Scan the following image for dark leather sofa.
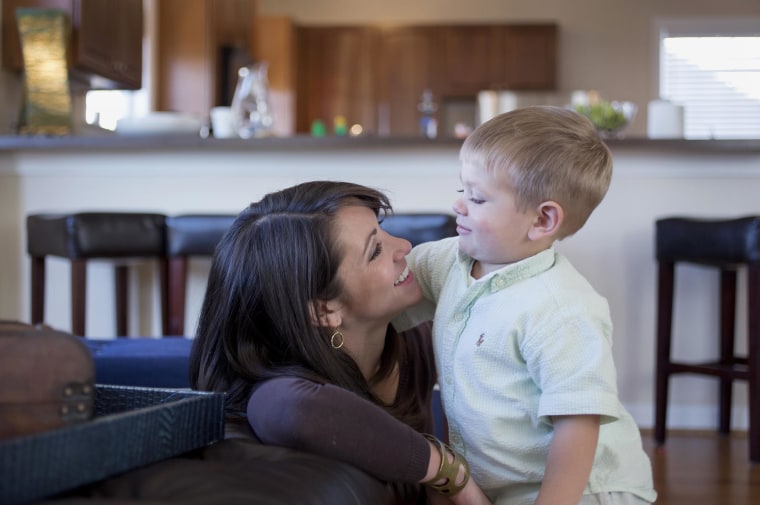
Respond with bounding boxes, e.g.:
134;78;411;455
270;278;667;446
44;436;403;505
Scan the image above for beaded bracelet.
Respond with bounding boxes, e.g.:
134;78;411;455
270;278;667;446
423;434;471;496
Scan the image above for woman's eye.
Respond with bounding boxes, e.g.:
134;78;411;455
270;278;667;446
370;242;383;261
470;197;485;204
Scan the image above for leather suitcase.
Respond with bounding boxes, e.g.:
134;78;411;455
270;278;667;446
0;321;95;440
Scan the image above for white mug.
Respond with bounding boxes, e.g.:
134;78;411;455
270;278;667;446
210;106;236;138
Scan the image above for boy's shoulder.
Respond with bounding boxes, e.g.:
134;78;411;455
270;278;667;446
409;236;459;260
541;253;609;310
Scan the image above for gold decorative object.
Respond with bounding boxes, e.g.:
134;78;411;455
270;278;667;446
15;8;72;135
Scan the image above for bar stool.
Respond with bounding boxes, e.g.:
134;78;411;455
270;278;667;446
380;213;457;246
27;212;168;337
654;216;760;462
165;214;237;336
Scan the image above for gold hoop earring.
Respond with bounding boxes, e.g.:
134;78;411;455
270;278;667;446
330;329;344;349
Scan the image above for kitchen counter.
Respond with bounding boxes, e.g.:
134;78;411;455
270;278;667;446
1;134;759;434
1;133;760;154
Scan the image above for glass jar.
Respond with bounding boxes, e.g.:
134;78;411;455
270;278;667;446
230;62;274;138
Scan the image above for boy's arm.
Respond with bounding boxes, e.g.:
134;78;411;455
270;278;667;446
393;240;442;331
535;414;600;505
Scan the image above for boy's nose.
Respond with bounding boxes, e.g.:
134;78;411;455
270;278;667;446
452;198;466;215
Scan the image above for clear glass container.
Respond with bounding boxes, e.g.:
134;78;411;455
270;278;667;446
230;62;274;138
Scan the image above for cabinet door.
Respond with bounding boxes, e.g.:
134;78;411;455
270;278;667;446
501;24;557;90
1;0;143;89
156;0;256;119
75;0;143;89
441;25;503;96
2;0;73;70
378;27;443;136
296;26;379;134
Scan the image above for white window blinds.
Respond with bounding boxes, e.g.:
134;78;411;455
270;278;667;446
658;19;760;139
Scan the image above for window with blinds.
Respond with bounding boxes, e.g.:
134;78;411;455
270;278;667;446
658;19;760;139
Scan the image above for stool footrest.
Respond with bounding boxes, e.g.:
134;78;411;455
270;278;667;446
666;361;749;380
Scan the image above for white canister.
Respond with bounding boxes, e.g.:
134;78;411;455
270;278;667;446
647;100;685;138
498;91;519;114
477;90;499;125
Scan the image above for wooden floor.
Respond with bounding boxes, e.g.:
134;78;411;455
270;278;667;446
640;430;759;505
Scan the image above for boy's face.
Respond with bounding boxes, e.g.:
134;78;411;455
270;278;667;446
453;162;540;275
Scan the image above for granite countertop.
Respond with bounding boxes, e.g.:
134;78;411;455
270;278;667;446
1;133;760;153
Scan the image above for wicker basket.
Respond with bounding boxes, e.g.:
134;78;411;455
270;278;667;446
0;385;225;505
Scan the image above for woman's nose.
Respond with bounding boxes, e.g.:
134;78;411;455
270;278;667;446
393;235;413;257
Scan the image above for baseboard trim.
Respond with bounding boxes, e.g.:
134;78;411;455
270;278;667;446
626;403;749;430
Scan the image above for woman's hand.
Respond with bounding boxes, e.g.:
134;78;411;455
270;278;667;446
422;438;492;505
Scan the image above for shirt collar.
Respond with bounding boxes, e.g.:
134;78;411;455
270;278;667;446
457;248;556;291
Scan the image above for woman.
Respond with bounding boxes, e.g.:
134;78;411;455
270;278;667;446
189;181;489;505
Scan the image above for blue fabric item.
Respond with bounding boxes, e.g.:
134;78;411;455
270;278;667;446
431;388;445;442
84;337;193;389
83;337;448;440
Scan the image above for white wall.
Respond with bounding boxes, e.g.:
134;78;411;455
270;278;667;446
258;0;760;136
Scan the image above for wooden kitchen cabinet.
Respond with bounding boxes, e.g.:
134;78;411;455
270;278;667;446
377;27;444;136
2;0;143;89
294;22;558;135
441;24;557;95
501;24;557;90
441;25;503;96
295;26;380;134
156;0;256;120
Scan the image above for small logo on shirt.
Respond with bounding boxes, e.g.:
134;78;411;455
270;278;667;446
476;333;485;346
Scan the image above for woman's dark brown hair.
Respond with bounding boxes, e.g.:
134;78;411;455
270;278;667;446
189;181;418;427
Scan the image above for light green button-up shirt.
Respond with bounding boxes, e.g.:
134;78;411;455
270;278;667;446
396;237;656;505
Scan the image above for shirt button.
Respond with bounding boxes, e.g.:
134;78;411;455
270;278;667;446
445;376;453;385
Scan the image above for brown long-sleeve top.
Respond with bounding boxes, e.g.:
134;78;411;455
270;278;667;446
246;324;437;484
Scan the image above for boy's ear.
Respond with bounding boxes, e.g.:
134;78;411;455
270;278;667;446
308;299;343;328
528;201;563;241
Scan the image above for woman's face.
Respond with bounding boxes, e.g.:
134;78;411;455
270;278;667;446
331;205;422;328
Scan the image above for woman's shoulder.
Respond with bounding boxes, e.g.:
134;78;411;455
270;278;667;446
249;376;325;411
247;376;349;444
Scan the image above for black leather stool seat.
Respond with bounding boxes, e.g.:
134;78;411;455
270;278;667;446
165;214;237;336
656;216;760;265
27;212;167;336
380;213;457;247
654;215;760;462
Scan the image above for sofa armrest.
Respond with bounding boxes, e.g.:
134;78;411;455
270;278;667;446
46;438;416;505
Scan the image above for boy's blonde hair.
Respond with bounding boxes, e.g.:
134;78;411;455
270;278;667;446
460;105;612;238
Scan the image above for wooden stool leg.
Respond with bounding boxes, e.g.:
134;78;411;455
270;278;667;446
748;265;760;463
167;257;188;336
719;268;737;434
158;256;170;337
655;261;675;445
71;259;87;336
30;256;45;324
114;265;129;336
